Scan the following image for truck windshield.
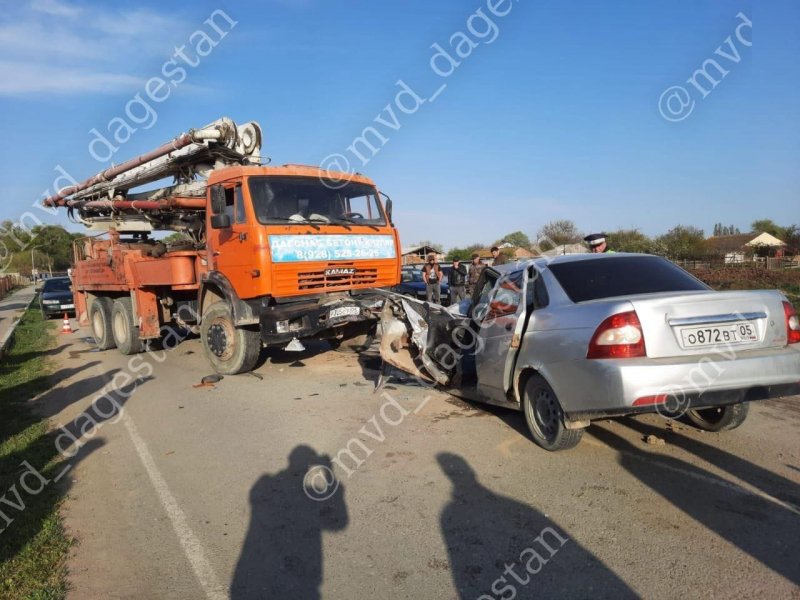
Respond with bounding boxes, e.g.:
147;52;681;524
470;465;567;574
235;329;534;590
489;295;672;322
249;176;386;226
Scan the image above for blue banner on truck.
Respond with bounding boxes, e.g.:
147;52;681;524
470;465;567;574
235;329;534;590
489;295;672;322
269;234;396;262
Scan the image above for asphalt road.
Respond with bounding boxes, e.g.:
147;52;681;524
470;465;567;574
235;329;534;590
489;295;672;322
34;324;800;599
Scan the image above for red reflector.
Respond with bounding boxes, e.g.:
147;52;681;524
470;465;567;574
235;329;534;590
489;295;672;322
633;395;668;407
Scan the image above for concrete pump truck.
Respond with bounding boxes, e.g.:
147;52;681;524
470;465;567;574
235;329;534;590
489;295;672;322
43;117;401;374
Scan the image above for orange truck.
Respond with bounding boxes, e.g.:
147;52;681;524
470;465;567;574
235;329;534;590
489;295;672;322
43;118;401;373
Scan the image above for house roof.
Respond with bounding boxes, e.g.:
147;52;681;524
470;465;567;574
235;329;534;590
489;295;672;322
746;232;786;247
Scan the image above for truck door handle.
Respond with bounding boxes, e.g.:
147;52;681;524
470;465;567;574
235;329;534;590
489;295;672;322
239;232;247;242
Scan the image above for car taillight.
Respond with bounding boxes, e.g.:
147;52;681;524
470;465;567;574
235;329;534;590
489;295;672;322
587;310;646;359
784;301;800;344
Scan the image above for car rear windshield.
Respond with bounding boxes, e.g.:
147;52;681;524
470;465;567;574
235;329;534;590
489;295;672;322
42;278;71;292
548;256;709;303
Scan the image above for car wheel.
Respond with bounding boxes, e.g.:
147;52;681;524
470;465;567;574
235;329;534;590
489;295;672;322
89;296;116;350
200;302;261;374
111;297;143;355
685;402;749;432
522;375;584;451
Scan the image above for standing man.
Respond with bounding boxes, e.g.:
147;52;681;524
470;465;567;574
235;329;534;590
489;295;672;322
583;233;614;253
448;258;467;305
467;252;485;295
422;253;442;304
490;246;508;266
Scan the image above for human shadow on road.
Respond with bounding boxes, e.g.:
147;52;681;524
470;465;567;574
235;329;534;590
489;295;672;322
437;452;636;599
622;417;800;507
592;425;800;586
231;445;348;600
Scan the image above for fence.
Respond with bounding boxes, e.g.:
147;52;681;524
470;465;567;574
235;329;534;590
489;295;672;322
0;274;28;298
674;256;799;271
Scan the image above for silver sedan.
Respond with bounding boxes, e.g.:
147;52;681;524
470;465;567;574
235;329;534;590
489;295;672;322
379;253;800;451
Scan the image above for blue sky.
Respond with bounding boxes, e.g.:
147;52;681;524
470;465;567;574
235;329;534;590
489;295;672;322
0;0;797;249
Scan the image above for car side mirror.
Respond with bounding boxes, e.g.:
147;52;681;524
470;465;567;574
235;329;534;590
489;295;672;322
210;213;231;229
210;185;226;214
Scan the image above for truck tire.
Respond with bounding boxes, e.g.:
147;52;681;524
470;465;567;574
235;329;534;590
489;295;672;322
200;302;261;375
89;297;116;350
686;402;749;432
522;375;584;451
111;297;143;355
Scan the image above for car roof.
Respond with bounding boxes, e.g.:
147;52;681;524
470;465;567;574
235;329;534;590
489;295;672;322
489;252;660;275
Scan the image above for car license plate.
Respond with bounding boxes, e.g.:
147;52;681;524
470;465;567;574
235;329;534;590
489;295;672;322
61;304;75;309
329;306;360;319
679;322;758;348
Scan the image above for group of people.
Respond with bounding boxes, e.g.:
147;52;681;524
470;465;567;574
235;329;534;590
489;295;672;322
420;233;612;306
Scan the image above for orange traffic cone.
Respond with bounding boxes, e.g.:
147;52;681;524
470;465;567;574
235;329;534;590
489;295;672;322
61;313;73;334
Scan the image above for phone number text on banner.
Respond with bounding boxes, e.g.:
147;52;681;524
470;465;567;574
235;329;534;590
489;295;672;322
269;235;397;262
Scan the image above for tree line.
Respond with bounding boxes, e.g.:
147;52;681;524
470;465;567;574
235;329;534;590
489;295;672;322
0;222;82;275
416;218;800;262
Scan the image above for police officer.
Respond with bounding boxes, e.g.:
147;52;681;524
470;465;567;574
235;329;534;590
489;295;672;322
584;233;614;253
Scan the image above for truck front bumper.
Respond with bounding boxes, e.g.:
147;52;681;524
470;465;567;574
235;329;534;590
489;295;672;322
257;294;383;346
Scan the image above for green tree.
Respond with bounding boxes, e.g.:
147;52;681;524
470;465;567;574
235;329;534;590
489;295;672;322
750;219;785;239
656;225;706;260
605;229;662;254
536;220;583;250
497;231;531;249
445;243;483;262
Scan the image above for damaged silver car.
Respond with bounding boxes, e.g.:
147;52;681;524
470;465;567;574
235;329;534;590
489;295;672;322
379;253;800;451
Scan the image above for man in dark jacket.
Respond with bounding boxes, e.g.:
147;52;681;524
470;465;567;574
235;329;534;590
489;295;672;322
491;246;508;266
467;253;485;295
448;258;467;305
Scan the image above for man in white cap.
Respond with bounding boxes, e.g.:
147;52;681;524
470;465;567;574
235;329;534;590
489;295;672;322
584;233;613;253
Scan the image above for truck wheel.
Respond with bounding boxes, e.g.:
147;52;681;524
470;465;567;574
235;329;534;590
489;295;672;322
686;402;749;432
200;302;261;375
522;375;584;451
89;297;116;350
111;297;143;355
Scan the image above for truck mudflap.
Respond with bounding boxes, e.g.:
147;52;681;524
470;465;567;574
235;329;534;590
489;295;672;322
378;292;463;386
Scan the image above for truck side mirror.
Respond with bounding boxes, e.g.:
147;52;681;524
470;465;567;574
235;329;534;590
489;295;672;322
210;213;231;229
381;193;392;223
210;185;226;214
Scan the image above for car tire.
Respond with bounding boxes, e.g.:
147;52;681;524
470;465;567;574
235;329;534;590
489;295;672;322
111;297;143;355
685;402;750;432
522;375;584;451
89;296;116;350
200;301;261;375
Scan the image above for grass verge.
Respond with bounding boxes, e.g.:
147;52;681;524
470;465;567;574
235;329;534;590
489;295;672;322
0;306;72;600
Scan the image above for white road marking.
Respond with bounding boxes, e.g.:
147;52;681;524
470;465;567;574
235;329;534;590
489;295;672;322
122;415;228;600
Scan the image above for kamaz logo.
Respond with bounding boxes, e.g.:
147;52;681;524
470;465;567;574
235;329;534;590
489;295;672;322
325;268;356;276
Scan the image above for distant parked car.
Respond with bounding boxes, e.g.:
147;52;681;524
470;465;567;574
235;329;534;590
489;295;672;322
39;276;75;319
393;266;451;305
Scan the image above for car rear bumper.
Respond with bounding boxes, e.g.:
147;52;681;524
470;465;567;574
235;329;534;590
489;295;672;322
539;346;800;420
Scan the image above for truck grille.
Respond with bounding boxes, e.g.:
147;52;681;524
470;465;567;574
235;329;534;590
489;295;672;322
297;266;379;291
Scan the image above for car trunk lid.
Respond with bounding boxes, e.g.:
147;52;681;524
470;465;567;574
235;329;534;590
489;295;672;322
628;290;789;358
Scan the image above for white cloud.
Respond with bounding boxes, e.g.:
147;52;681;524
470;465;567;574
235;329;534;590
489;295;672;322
30;0;80;17
0;1;184;96
0;61;142;95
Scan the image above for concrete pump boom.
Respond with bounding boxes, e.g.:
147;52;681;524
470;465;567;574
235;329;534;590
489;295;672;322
42;117;262;232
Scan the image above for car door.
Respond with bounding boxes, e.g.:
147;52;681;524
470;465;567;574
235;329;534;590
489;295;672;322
475;267;530;401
